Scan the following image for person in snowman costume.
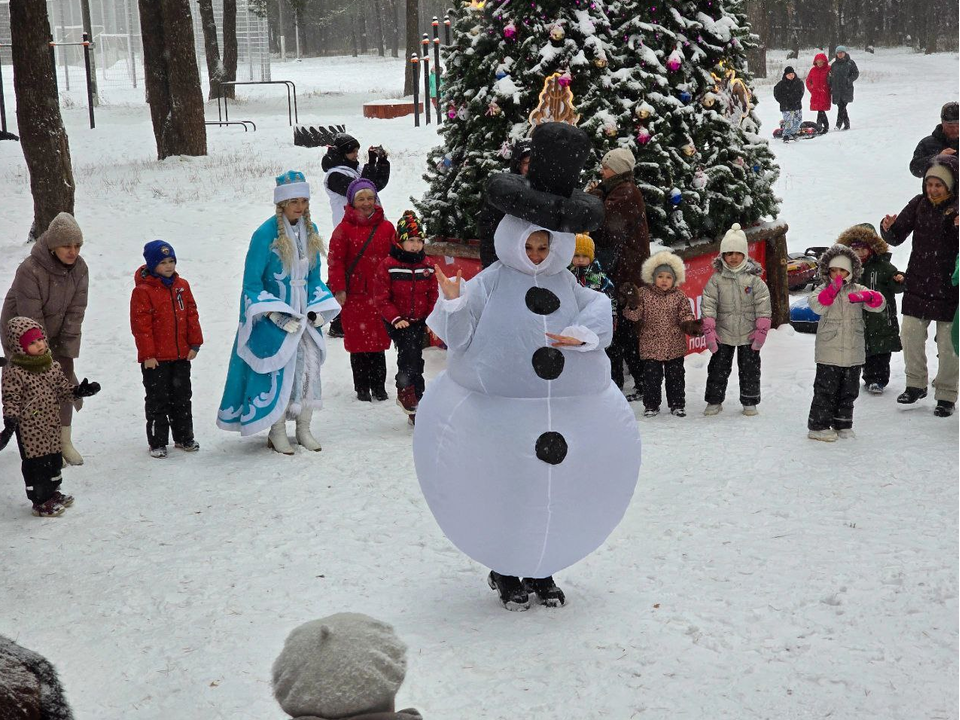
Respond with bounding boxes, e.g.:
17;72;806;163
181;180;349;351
217;171;342;453
413;123;642;611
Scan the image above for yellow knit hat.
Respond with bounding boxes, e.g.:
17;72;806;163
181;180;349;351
574;233;595;261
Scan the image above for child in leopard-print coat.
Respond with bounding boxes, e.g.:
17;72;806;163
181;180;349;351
622;251;702;417
1;317;100;517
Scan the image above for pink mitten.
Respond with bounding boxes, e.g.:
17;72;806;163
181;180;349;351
817;275;843;306
849;290;883;308
748;317;772;351
702;316;719;353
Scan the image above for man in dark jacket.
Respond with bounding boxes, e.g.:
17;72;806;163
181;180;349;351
477;139;532;268
828;46;859;130
773;66;805;142
588;147;651;397
880;154;959;417
910;101;959;178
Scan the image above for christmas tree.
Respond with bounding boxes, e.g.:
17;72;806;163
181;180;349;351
418;0;779;246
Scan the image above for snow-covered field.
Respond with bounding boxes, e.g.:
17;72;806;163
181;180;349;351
0;47;957;719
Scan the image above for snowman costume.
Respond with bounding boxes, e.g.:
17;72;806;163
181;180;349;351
413;123;642;582
217;172;341;448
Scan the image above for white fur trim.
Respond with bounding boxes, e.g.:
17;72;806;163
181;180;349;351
274;182;311;204
641;250;686;286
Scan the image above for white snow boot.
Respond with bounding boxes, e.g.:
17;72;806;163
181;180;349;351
807;429;838;442
60;426;84;466
295;409;322;452
267;418;295;455
741;405;758;416
703;403;723;416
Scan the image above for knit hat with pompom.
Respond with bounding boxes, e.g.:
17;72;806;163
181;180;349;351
396;210;425;243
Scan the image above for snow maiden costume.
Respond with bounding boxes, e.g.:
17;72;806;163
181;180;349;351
413;123;642;610
217;171;341;453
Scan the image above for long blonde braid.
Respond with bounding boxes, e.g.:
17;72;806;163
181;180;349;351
273;202;327;270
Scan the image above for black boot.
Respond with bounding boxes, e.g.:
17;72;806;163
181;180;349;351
487;571;529;611
356;388;372;402
523;576;566;608
934;400;956;417
372;387;389;402
896;387;927;404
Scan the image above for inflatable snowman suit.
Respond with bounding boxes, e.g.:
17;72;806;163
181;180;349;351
413;123;642;579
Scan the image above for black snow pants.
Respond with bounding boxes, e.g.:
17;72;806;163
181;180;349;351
862;352;891;388
609;319;644;392
816;110;830;134
836;101;850;129
350;352;387;394
808;363;862;431
142;359;194;449
16;432;62;504
386;322;426;398
641;357;686;411
705;343;762;407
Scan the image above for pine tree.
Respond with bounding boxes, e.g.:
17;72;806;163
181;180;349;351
418;0;779;246
417;0;619;241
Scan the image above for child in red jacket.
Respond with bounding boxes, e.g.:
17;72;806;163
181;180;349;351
130;240;203;457
805;52;831;135
374;211;438;421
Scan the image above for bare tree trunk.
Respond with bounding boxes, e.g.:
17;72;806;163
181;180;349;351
404;0;419;94
388;0;400;57
359;10;368;55
351;13;359;57
196;0;223;100
10;0;75;241
139;0;207;160
222;0;238;98
373;0;385;57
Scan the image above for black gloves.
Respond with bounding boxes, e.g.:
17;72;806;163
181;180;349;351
0;417;17;451
73;378;101;398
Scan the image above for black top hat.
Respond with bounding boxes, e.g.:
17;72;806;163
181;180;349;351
487;123;604;233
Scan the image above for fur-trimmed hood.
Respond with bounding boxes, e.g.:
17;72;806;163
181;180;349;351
711;256;764;276
836;224;888;255
818;243;863;283
641;250;686;286
5;315;44;351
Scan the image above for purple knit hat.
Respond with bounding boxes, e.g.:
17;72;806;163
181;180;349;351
346;178;378;206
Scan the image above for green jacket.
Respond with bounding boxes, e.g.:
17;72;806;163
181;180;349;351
859;252;904;356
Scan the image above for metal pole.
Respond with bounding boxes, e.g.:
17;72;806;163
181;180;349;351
80;0;99;105
124;0;136;89
294;11;301;60
82;35;95;128
0;46;7;133
411;54;420;128
278;0;286;61
444;15;451;45
422;55;431;125
432;20;441;122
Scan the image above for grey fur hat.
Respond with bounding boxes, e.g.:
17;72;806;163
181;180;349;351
272;613;408;719
818;243;863;283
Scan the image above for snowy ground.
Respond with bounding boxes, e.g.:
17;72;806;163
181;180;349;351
0;48;957;720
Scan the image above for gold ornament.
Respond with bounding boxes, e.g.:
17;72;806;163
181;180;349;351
528;72;580;126
603;123;617;137
594;57;608;68
636;107;650;119
682;144;696;157
702;94;716;108
549;25;565;41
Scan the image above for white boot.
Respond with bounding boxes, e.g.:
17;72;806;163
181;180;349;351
60;426;84;466
703;403;723;416
267;418;295;455
295;409;322;452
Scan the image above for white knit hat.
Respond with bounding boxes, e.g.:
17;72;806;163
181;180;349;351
925;162;955;193
272;613;407;719
719;223;748;255
601;148;636;176
828;253;853;275
274;170;311;204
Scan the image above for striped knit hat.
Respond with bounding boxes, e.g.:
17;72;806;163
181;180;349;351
396;210;425;243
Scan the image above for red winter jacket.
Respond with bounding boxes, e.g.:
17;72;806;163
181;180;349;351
327;205;396;353
805;54;831;111
130;266;203;363
374;245;439;325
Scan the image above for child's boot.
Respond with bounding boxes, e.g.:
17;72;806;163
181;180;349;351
704;403;723;416
267;418;295;455
295;409;322;452
60;426;84;466
837;428;856;439
32;496;66;517
742;405;758;416
397;385;418;415
808;428;838;442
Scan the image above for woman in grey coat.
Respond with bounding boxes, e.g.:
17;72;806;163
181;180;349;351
1;212;89;464
828;46;859;131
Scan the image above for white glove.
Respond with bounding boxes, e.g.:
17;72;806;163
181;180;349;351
269;312;301;334
307;311;326;328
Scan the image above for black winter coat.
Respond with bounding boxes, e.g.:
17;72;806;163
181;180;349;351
320;148;390;197
860;253;904;355
773;72;804;112
881;155;959;321
828;56;859;103
910;125;959;178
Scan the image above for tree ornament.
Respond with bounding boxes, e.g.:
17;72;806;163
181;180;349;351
469;25;481;36
735;156;746;167
669;188;682;206
495;69;508;80
549;24;565;42
447;106;458;120
594;57;608;68
603;121;617;137
692;169;708;190
701;93;718;108
529;72;580;126
666;48;683;72
457;106;470;121
486;100;502;116
636;127;652;145
557;72;572;87
503;21;516;39
682;143;696;157
635;101;654;119
679;90;692;103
